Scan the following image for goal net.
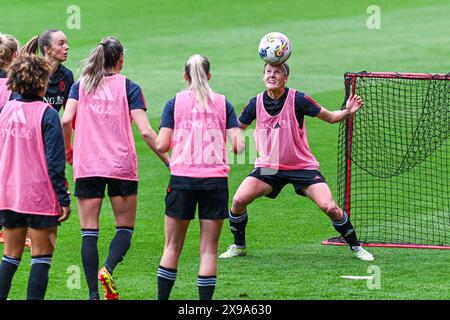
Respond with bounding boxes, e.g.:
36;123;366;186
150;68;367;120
323;72;450;249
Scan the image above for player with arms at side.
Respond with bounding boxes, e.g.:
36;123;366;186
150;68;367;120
0;54;71;300
62;37;169;300
220;63;374;261
156;54;244;300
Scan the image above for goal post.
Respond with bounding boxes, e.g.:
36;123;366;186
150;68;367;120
323;71;450;249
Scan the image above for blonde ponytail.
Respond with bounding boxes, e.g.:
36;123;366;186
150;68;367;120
184;54;213;109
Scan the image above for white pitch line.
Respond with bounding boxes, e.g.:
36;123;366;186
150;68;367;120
340;276;374;280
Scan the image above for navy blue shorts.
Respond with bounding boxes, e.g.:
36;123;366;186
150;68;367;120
0;210;60;228
165;188;229;220
248;167;327;199
74;177;138;198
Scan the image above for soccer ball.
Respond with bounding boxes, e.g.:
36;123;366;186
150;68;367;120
258;32;292;65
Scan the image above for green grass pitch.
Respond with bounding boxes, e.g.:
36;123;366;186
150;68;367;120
1;0;449;300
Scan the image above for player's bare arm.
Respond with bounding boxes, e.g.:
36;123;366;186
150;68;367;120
316;95;363;124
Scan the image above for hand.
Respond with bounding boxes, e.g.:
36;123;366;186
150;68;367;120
65;148;73;165
59;206;71;222
345;95;363;115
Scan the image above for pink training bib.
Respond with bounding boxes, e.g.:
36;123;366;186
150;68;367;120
0;100;60;216
170;90;229;178
73;74;138;181
254;88;319;170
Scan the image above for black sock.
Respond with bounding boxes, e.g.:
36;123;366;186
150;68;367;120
81;229;99;298
157;265;177;300
332;211;360;249
104;227;134;274
27;255;52;300
198;275;216;300
228;210;248;246
0;255;21;300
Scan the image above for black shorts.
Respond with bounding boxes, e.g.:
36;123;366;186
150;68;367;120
249;167;327;199
0;210;60;228
74;177;138;198
165;188;229;220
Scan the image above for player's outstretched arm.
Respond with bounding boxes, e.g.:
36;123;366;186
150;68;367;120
316;95;363;124
131;109;170;166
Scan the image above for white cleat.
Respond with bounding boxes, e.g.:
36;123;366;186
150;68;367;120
352;246;374;261
219;244;247;259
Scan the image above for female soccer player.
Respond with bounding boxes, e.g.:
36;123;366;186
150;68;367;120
62;37;169;300
22;29;74;112
0;33;20;245
0;54;71;300
156;54;244;300
219;62;374;261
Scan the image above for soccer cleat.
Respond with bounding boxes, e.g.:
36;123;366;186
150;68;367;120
98;266;119;300
219;244;247;259
352;246;374;261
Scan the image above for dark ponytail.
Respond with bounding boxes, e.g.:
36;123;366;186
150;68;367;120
80;37;123;94
21;30;59;56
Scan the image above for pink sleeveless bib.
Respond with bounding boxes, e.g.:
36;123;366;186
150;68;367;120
170;90;229;178
254;88;319;170
73;74;138;180
0;100;60;216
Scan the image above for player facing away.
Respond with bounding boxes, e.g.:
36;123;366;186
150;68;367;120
0;33;20;245
21;30;74;112
156;54;245;300
62;37;170;300
0;54;71;300
219;63;374;261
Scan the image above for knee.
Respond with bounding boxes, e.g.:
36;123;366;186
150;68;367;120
232;195;249;211
319;201;340;217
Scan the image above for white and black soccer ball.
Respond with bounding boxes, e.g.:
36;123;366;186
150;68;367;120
258;32;292;65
